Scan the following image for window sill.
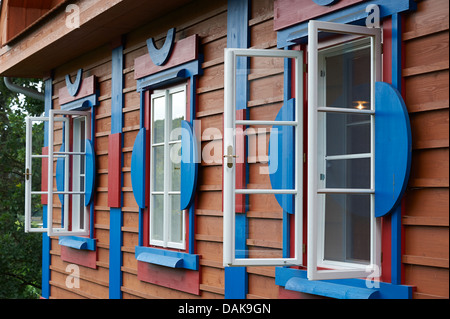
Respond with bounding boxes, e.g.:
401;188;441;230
135;246;199;271
275;267;413;299
58;236;96;251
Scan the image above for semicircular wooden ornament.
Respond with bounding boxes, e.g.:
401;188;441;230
146;28;176;66
65;68;83;97
375;82;412;217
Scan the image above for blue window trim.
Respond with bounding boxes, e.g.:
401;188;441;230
136;59;202;92
60;93;98;111
135;246;199;271
134;51;203;268
274;0;416;297
54;94;98;248
276;268;413;299
276;0;417;49
59;236;97;251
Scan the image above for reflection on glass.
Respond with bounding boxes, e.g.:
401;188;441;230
323;194;370;264
326;113;371;156
322;37;371;110
170;144;181;192
153;96;165;144
325;158;371;189
170;91;185;141
151;195;164;241
152;146;164;192
169;195;182;244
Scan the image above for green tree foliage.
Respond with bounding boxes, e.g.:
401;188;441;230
0;78;44;298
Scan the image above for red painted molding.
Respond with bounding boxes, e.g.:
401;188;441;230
59;75;97;105
134;34;199;80
137;261;200;295
60;246;97;269
108;133;122;208
41;146;49;205
273;0;364;31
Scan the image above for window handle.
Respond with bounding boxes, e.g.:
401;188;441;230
24;168;31;181
223;145;238;168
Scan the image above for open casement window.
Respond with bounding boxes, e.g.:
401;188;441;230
307;21;382;280
149;85;187;250
223;48;303;267
25;109;94;237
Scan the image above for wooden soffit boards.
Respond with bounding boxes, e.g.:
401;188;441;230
0;0;192;77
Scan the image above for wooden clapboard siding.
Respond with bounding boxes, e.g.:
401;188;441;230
48;43;113;299
239;0;283;300
117;0;228;299
402;0;449;299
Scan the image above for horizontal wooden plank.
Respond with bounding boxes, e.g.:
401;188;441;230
405;70;449;110
403;216;449;227
410;108;449;150
402;255;449;269
403;60;449;77
404;264;449;298
404;31;449;70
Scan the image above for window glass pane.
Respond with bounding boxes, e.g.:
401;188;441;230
152;146;164;192
323;194;371;264
151;195;164;241
30;194;44;230
325;113;371;156
325;158;371;189
169;195;183;244
170;91;185;141
235;193;285;260
321;38;371;109
170;144;181;192
152;96;165;144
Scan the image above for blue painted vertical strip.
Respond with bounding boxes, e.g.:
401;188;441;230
109;45;124;299
90;104;95;237
391;13;402;286
41;77;52;299
188;75;196;255
225;0;249;300
138;92;145;248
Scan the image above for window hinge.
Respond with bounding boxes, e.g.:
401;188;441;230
303;153;306;163
320;70;326;77
303;63;308;73
302;243;306;254
381;42;384;54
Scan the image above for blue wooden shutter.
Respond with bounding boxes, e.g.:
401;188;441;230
180;120;199;210
374;81;412;217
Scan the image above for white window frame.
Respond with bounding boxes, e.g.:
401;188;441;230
307;20;382;280
223;48;303;267
149;84;187;250
47;109;91;237
71;116;87;232
24;116;66;233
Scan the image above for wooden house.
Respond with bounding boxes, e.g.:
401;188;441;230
0;0;448;300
